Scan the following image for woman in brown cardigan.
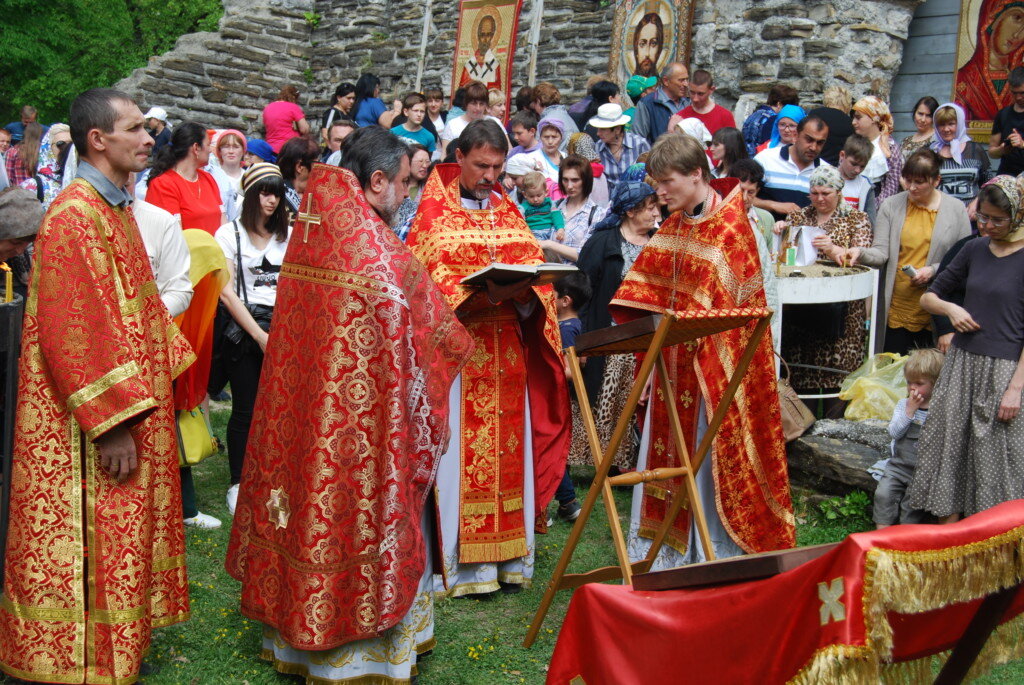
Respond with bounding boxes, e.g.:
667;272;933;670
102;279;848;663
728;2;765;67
848;148;972;354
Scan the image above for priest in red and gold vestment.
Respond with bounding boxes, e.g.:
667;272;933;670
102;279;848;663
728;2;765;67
226;127;473;683
405;119;571;597
610;133;794;568
0;90;194;684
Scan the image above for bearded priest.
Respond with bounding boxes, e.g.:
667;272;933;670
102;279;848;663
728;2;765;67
405;119;571;597
226;126;473;683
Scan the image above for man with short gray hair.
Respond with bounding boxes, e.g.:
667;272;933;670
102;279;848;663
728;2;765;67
632;61;691;145
227;124;473;684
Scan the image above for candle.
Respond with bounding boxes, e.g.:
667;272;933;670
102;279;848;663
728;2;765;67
1;263;11;303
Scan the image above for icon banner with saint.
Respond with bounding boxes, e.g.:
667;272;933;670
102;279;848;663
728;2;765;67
608;0;697;87
451;0;524;111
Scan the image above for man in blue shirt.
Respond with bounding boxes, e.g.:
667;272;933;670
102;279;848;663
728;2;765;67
631;62;690;146
4;105;46;143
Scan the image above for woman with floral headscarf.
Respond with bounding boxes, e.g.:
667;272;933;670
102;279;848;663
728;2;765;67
567;132;609;206
852;96;904;209
910;174;1024;522
778;165;873;394
571;178;660;469
931;103;993;215
18;124;71;209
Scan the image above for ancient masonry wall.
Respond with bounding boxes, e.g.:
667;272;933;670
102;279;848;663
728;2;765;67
116;0;923;135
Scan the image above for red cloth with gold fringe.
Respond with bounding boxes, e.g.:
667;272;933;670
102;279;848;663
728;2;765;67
406;163;570;564
610;178;795;555
548;501;1024;684
225;164;473;650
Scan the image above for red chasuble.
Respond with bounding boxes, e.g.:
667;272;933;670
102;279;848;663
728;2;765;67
225;165;473;651
406;163;570;564
0;180;195;684
610;178;795;555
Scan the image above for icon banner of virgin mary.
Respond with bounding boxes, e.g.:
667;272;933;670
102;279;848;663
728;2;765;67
954;0;1024;137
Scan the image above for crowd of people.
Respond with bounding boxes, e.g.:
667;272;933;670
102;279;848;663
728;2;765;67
1;57;1023;685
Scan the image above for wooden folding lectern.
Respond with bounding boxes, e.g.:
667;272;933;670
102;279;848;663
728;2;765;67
524;307;771;647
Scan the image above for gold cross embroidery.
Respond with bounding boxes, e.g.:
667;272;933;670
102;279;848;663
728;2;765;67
266;488;291;530
296;194;321;243
818;577;846;625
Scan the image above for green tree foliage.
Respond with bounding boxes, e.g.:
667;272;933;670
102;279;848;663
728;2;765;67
0;0;222;124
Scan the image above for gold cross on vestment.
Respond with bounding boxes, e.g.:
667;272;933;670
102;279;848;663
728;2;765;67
266;487;291;530
818;577;846;625
296;194;321;243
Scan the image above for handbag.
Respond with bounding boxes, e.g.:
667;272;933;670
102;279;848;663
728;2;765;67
176;405;219;467
219;220;273;346
777;355;815;443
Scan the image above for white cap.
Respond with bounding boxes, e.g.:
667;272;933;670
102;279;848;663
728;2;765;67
143;107;169;123
588;103;631;129
676;117;712;145
506;153;540;176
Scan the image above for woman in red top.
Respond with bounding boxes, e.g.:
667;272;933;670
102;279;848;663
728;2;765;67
145;123;225;235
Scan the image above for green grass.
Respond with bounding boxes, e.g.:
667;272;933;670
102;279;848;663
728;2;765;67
4;404;1023;683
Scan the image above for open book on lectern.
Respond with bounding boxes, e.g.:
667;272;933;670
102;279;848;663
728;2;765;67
460;262;577;287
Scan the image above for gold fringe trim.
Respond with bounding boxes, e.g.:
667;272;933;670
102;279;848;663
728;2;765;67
457;538;528;564
788;613;1024;684
789;525;1024;684
502;497;523;513
864;527;1024;657
461;502;495;515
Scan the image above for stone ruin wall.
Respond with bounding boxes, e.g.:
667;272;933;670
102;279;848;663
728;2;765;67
116;0;924;135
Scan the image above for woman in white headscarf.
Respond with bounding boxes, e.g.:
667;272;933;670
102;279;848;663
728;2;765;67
931;102;993;218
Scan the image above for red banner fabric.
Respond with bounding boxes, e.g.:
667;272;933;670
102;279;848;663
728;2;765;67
548;501;1024;684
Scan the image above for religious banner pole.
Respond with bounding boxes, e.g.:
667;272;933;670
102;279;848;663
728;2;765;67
527;0;543;86
414;0;434;92
0;292;25;579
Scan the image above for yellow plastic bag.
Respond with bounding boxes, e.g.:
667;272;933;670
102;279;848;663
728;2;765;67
838;353;908;421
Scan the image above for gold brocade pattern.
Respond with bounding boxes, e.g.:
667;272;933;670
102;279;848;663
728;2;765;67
225;166;472;653
406;164;571;563
0;180;194;684
610;179;795;556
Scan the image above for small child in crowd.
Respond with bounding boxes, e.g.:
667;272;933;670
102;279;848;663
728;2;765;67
519;171;564;241
837;134;877;225
508;110;540;157
873;348;944;528
390;92;436;155
545;271;592;530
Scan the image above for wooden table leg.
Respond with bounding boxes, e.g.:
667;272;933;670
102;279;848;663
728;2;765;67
933;584;1021;684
